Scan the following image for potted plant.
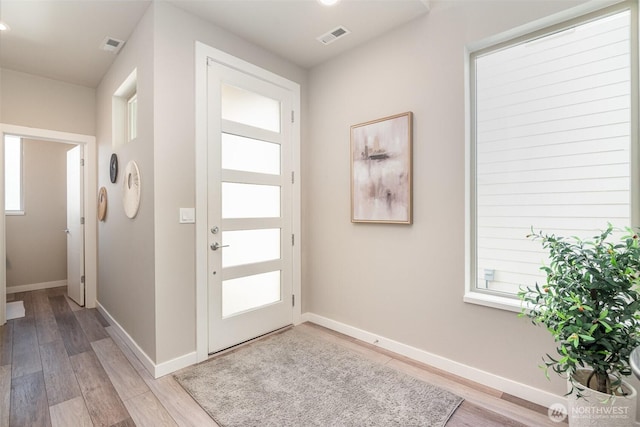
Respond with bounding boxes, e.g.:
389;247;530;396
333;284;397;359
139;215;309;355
519;225;640;426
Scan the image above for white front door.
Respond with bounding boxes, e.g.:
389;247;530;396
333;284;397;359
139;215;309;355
207;61;294;353
66;145;84;306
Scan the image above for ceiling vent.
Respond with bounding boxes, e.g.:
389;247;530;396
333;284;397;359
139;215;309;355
317;26;351;45
100;36;125;54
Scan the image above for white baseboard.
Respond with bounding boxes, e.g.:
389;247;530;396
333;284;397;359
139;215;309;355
97;302;156;375
301;312;566;410
6;280;67;294
155;351;198;378
97;302;198;379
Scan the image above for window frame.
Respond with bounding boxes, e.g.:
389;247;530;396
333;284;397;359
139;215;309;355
465;1;639;312
127;92;138;142
112;69;137;148
4;135;24;216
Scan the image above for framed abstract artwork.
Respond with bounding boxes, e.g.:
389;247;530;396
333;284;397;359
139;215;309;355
351;112;413;224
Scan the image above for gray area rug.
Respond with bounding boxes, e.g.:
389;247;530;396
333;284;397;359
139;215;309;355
174;327;463;426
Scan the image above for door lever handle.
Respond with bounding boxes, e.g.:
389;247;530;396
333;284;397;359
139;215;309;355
210;242;229;251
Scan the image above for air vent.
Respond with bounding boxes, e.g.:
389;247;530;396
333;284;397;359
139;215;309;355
317;26;351;45
100;36;125;54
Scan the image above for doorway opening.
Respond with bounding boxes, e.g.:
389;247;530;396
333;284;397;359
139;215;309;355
0;124;97;325
4;137;85;307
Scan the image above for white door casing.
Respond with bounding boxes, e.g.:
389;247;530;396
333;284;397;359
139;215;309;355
66;145;85;306
195;43;302;360
0;124;97;325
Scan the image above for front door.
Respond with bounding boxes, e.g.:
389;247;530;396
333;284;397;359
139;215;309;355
66;145;84;306
207;61;294;353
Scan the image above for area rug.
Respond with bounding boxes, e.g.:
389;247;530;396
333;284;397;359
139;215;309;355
174;327;463;426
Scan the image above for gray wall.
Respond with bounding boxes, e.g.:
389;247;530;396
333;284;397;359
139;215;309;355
6;139;69;288
95;5;156;361
305;0;593;399
0;69;95;135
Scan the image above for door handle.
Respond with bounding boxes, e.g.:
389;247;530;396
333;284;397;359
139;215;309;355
64;229;70;234
210;242;229;251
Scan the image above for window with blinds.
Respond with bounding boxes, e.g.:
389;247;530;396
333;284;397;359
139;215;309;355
472;8;632;296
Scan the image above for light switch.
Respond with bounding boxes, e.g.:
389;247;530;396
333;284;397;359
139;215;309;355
179;208;195;224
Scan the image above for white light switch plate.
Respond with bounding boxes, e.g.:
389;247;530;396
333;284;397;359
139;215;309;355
179;208;195;224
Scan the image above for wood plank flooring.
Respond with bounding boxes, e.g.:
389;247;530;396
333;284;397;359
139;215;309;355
0;288;214;427
0;288;558;426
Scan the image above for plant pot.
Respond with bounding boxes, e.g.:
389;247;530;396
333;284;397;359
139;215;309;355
567;370;637;426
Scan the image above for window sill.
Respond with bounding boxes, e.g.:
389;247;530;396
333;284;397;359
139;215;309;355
5;211;25;216
463;291;524;313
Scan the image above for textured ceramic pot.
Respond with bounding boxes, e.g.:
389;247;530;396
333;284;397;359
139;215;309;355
567;370;637;426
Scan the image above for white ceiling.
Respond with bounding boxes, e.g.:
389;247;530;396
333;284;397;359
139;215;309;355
0;0;430;88
0;0;151;88
167;0;430;69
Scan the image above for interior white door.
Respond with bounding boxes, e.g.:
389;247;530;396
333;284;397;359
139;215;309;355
207;61;294;353
66;145;84;306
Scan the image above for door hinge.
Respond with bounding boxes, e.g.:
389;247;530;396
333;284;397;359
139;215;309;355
80;217;85;225
292;294;295;307
80;275;85;284
291;171;295;184
291;111;295;123
206;57;214;66
80;158;85;166
292;234;295;246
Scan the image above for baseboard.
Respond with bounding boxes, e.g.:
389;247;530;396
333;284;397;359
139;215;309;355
96;302;157;376
6;280;67;294
97;302;198;379
301;312;566;410
155;351;198;378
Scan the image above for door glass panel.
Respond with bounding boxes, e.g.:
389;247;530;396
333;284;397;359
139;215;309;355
222;84;280;133
222;271;281;317
222;183;280;218
222;133;280;175
222;229;280;267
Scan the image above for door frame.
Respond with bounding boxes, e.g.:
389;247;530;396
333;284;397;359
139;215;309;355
195;42;302;362
0;124;97;325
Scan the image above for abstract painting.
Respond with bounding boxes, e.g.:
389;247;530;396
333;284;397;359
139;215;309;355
351;112;413;224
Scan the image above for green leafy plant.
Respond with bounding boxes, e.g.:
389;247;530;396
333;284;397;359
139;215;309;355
519;225;640;397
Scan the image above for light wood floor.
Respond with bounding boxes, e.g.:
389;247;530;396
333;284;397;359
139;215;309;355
0;288;559;426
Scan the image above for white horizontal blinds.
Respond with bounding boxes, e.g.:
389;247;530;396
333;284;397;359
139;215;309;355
475;10;631;295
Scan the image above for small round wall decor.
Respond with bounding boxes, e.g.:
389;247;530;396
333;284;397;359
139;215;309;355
110;153;118;183
122;160;141;219
98;187;108;221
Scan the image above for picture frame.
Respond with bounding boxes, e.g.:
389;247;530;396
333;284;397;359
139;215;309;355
351;112;413;224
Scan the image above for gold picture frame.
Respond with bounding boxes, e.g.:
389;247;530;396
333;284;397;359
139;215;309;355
351;112;413;224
